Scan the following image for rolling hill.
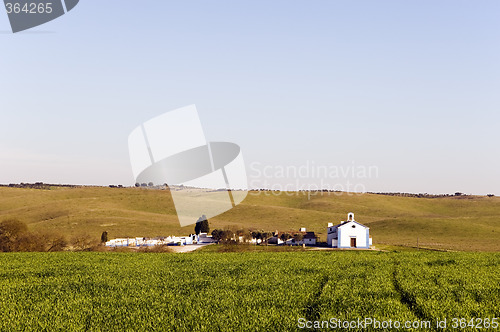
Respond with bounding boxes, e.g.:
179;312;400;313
0;186;498;251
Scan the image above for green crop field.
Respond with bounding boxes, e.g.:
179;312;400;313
0;186;499;251
0;251;498;331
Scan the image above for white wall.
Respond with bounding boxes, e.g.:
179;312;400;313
327;227;338;247
303;238;316;245
339;221;369;248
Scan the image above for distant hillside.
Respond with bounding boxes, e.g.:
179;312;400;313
0;186;498;251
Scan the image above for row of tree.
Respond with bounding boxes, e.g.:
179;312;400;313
0;219;103;252
209;229;305;245
367;191;486;198
250;231;304;244
194;216;307;245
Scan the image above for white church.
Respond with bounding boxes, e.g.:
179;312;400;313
327;212;372;249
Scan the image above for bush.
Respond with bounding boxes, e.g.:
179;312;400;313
14;233;45;252
45;233;67;252
0;219;67;252
0;219;29;252
71;234;97;251
15;232;67;252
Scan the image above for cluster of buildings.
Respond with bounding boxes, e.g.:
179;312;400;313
268;229;318;246
268;212;372;248
105;233;214;247
105;212;372;249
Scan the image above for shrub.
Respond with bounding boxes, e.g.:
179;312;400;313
71;234;96;251
0;219;29;252
0;219;67;252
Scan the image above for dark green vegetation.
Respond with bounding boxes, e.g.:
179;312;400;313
194;215;210;235
0;186;499;251
0;251;498;331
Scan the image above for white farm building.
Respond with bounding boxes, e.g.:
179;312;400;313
327;213;372;249
105;233;214;247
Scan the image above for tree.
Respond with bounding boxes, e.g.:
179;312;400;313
280;233;292;245
200;219;209;233
261;232;272;245
15;232;66;252
0;218;28;237
194;215;209;235
242;231;253;243
235;229;251;243
222;230;234;242
101;231;108;243
251;231;261;245
14;233;44;252
211;229;234;244
293;233;304;244
211;229;223;243
46;234;67;252
0;219;68;252
0;219;28;252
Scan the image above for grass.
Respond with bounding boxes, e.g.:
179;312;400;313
199;243;309;253
0;186;499;251
0;251;498;331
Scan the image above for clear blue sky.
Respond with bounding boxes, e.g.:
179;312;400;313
1;1;499;194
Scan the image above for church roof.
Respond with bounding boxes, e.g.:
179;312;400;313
329;220;369;230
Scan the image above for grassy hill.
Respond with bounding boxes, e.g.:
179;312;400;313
0;186;498;251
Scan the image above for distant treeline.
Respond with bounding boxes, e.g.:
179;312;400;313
1;183;495;198
368;192;495;198
1;183;125;189
0;182;79;190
